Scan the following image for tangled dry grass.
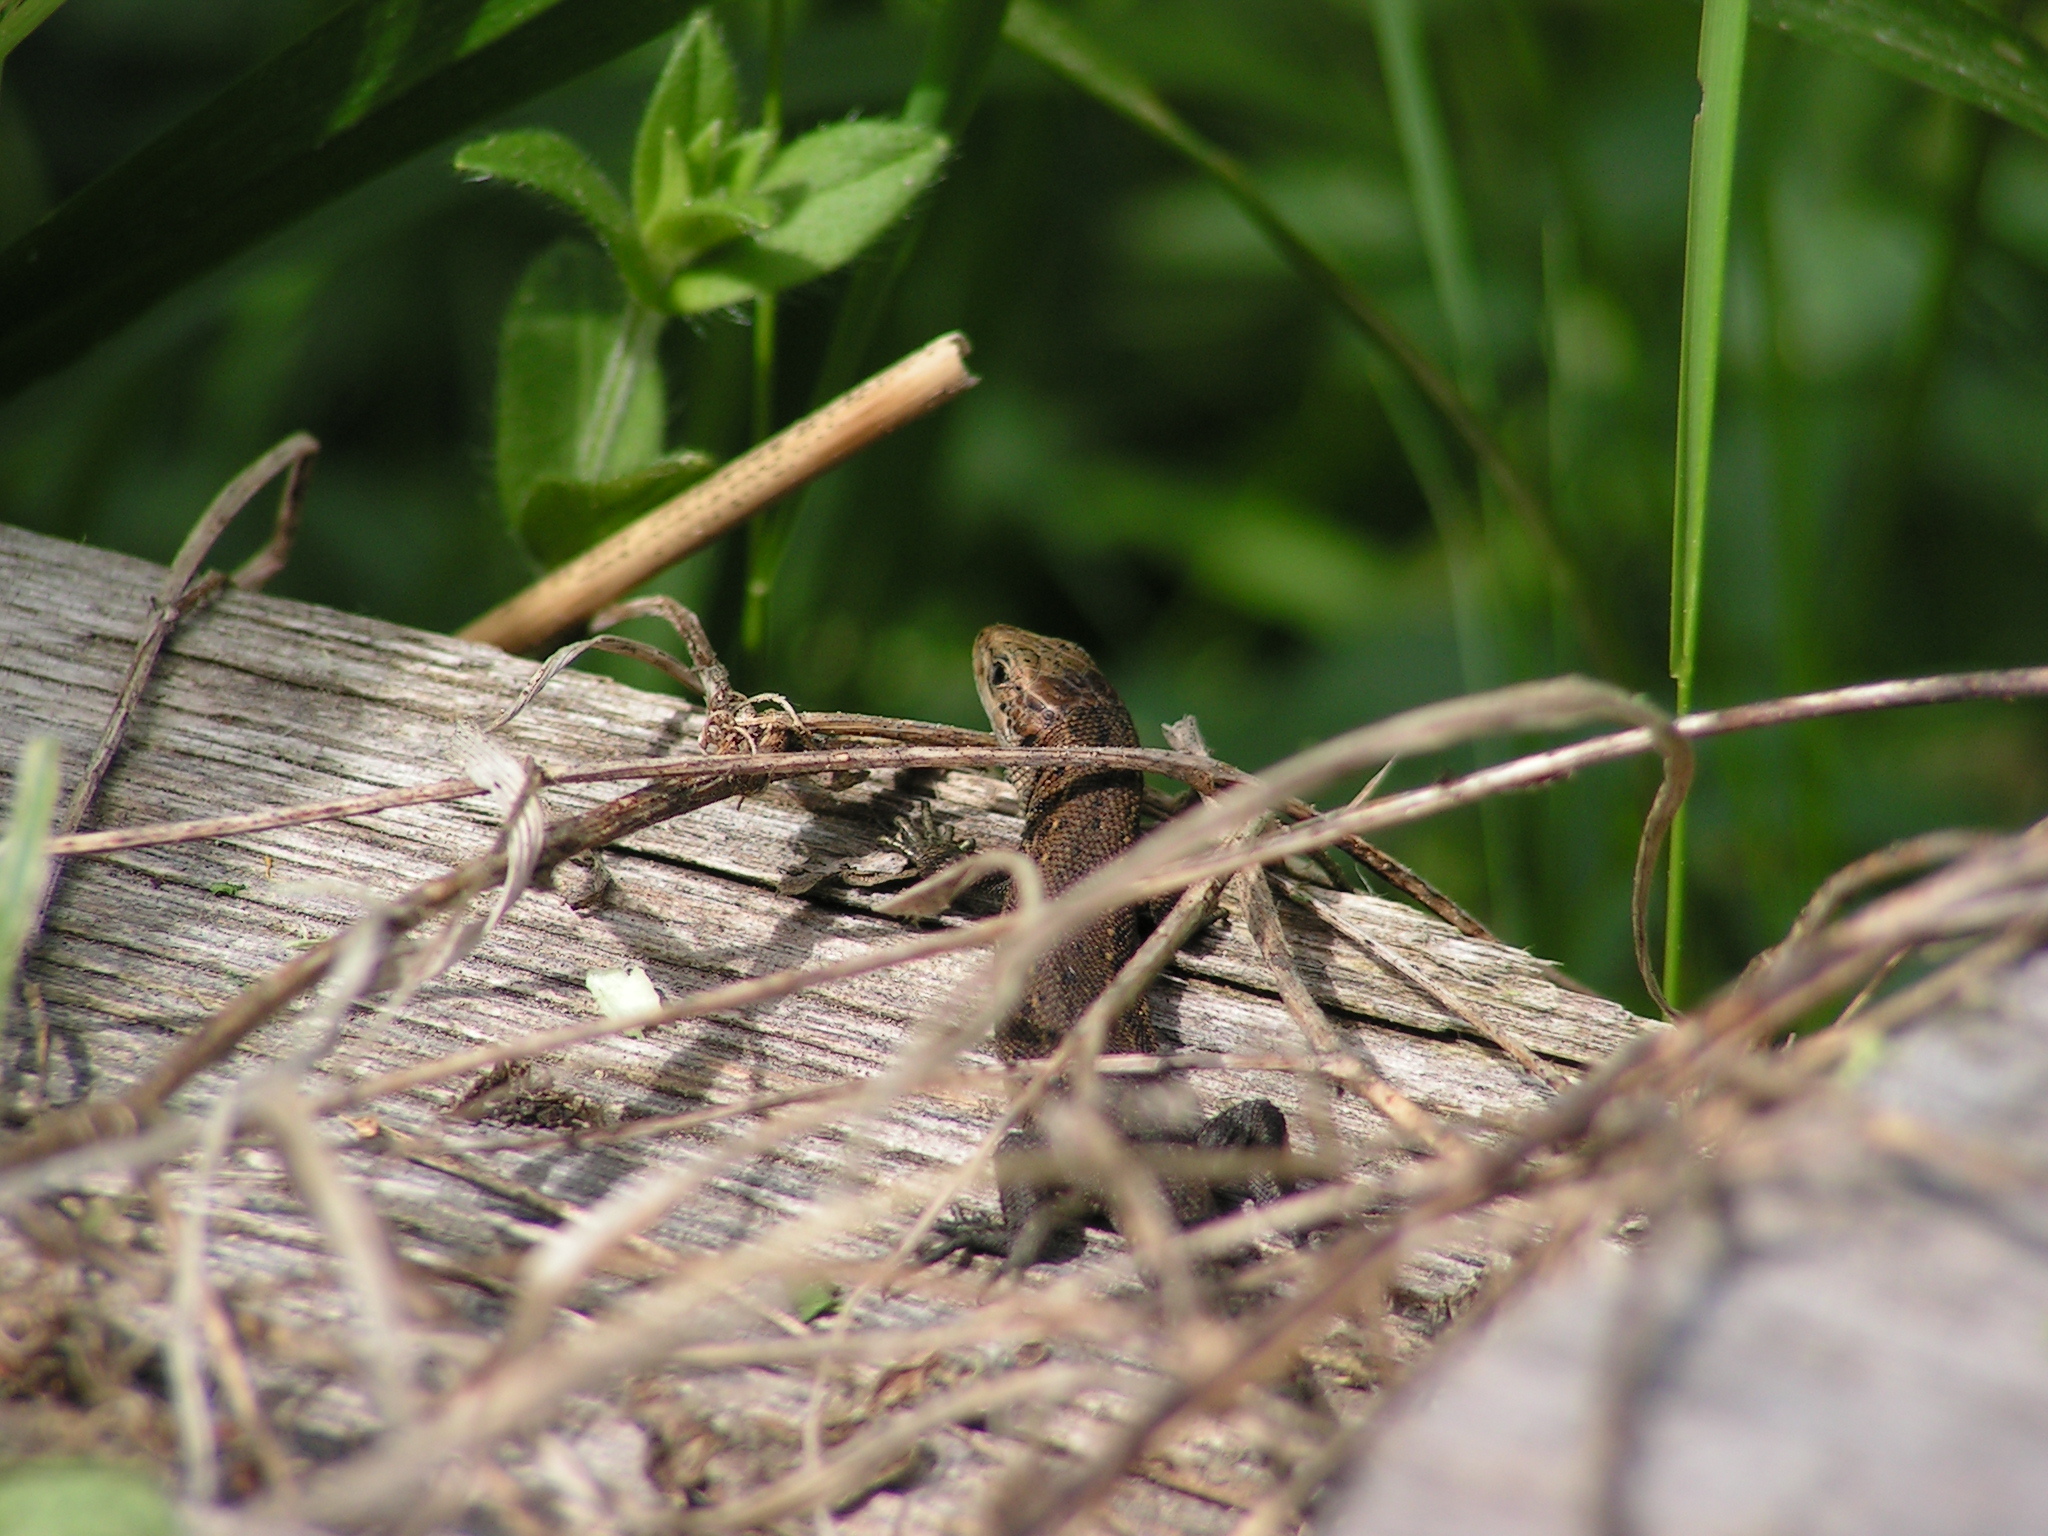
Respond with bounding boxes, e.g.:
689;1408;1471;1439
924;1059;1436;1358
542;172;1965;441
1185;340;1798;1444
4;446;2048;1535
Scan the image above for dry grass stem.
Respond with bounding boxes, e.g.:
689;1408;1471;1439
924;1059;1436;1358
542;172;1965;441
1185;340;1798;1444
1281;877;1563;1086
13;533;2048;1535
457;333;978;652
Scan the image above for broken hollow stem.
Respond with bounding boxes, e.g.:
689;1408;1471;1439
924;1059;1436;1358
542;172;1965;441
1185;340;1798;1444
456;332;979;654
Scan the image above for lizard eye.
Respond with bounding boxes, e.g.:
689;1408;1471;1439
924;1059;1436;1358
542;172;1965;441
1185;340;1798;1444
985;661;1008;687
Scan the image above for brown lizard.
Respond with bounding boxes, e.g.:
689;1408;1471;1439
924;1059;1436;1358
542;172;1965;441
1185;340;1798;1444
935;624;1287;1268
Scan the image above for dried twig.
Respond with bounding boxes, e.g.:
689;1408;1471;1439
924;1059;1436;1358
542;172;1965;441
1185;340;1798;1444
458;334;978;653
1279;877;1564;1087
254;1087;419;1428
1235;867;1451;1152
28;434;316;952
16;553;2048;1536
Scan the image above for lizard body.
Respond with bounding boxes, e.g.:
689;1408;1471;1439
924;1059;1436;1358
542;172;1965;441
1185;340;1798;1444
963;624;1286;1267
973;625;1155;1062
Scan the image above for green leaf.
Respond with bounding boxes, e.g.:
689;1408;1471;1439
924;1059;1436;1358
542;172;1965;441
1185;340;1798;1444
495;242;668;553
789;1279;841;1324
0;736;59;1031
641;186;778;276
0;0;69;76
456;130;660;306
668;120;949;313
516;450;718;566
628;12;780;280
0;0;695;398
0;1460;177;1536
1755;0;2048;141
632;9;740;226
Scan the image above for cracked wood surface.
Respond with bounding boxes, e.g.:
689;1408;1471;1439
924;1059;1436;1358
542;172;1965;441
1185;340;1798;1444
1323;954;2048;1536
0;522;1650;1531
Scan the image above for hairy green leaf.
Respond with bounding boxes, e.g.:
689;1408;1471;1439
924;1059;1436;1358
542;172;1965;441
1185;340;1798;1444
496;242;668;557
516;449;717;566
1756;0;2048;139
632;9;740;225
668;120;948;313
0;0;694;398
641;192;776;275
456;130;660;305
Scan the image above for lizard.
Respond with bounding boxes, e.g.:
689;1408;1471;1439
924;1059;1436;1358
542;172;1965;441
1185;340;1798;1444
934;623;1288;1269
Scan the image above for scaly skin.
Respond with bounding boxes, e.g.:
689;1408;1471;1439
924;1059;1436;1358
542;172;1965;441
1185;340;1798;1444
957;624;1286;1268
973;624;1155;1062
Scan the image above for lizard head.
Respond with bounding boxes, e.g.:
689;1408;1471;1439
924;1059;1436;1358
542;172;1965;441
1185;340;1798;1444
973;624;1126;746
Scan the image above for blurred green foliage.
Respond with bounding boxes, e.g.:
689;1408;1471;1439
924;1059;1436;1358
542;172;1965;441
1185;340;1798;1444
3;0;2047;1011
0;1458;178;1536
460;9;949;564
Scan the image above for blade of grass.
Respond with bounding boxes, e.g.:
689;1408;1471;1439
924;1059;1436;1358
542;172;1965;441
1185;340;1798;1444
0;0;67;76
1004;0;1618;679
1755;0;2048;141
0;0;696;398
1356;349;1498;703
802;0;1012;400
1366;0;1494;407
1665;0;1752;1008
1364;0;1523;932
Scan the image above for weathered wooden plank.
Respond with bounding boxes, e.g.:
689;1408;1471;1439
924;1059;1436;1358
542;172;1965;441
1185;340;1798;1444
0;522;1649;1530
1322;953;2048;1536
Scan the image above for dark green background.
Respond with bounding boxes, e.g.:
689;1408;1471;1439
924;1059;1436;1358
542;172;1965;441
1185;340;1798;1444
5;0;2046;1011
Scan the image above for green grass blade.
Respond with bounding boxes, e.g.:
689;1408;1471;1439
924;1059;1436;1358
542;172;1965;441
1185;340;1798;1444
1005;0;1619;677
1367;0;1494;407
0;0;68;74
0;736;60;1028
742;288;779;649
1665;0;1751;1008
0;0;696;398
1365;0;1523;928
1757;0;2048;139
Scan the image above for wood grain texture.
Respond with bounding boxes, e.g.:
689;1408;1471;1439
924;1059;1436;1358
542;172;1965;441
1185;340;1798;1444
0;522;1649;1530
1323;952;2048;1536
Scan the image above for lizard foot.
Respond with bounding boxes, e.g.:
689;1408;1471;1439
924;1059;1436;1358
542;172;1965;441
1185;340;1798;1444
915;1197;1092;1272
915;1208;1018;1268
1199;1096;1292;1215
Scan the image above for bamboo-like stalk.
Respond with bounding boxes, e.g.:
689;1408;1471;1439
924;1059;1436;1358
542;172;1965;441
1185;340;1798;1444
457;333;977;653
